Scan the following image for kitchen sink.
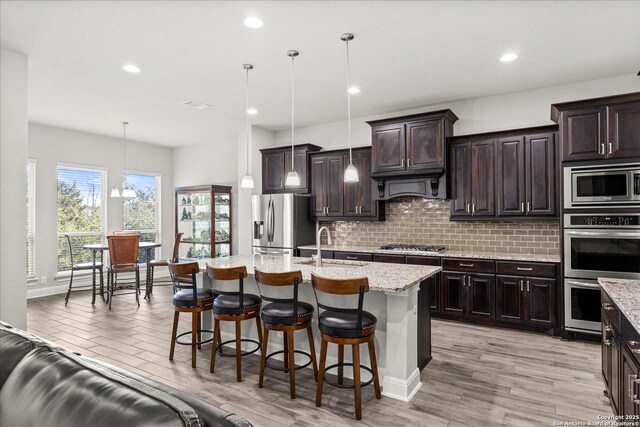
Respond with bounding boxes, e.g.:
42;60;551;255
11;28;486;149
294;258;369;268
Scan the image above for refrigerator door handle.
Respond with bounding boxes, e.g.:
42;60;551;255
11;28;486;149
265;199;272;243
268;199;275;242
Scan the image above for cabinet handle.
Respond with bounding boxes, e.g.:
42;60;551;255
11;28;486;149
634;378;640;385
603;303;615;311
608;143;613;155
401;158;405;168
526;280;530;292
407;158;411;168
600;143;605;155
526;202;531;213
633;349;640;356
634;397;640;405
466;204;470;213
459;263;474;267
346;256;358;260
521;202;525;213
603;339;611;346
604;325;612;332
281;180;283;188
630;375;634;398
520;280;523;292
517;267;533;271
472;204;476;214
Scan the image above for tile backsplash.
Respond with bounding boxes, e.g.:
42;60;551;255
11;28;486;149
321;197;560;255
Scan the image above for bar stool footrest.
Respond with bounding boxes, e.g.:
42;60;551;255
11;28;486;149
215;338;260;357
175;330;214;346
323;363;374;389
264;349;313;372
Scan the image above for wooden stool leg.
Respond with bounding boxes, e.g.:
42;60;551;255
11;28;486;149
367;337;382;399
283;331;289;371
353;343;362;420
255;315;263;346
338;344;344;385
169;311;179;360
287;330;296;399
210;318;220;373
197;313;202;350
64;270;74;306
306;325;318;381
235;320;242;382
217;325;223;355
315;338;328;407
258;325;269;388
191;312;197;368
135;269;140;307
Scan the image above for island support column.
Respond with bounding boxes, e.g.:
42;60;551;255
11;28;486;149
382;285;421;401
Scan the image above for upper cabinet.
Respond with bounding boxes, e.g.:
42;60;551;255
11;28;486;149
260;144;323;194
551;92;640;162
309;147;384;221
450;125;559;220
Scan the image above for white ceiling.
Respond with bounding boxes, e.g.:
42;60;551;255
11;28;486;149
1;1;639;147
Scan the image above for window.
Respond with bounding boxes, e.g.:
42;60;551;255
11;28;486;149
123;172;161;263
57;165;106;272
26;160;36;279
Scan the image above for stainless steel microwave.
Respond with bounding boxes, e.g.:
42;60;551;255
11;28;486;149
564;163;640;209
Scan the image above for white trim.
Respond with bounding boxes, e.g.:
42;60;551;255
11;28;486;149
381;368;422;402
57;161;109;172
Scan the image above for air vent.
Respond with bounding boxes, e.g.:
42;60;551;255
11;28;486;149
181;100;211;110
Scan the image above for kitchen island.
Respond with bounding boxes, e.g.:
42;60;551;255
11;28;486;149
199;254;441;402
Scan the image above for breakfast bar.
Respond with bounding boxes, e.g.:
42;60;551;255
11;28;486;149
200;254;441;402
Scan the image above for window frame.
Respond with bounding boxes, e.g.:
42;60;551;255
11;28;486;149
122;169;162;245
26;159;36;280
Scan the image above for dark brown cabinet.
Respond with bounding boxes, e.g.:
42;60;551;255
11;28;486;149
371;123;406;174
441;264;495;321
551;92;640;162
260;144;323;194
343;149;376;218
449;139;496;218
406;256;441;313
496;128;557;217
310;154;344;218
621;347;639;417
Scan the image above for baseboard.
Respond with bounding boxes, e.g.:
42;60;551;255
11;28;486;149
381;367;421;402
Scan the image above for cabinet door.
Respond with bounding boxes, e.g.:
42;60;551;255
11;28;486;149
607;102;640;159
496;275;525;324
371;123;406;174
450;142;471;216
310;156;327;218
621;348;639;417
441;272;466;317
406;119;443;172
612;333;621;414
326;155;344;216
470;140;496;216
467;274;495;319
524;277;555;327
357;150;375;216
284;149;308;191
263;151;285;193
525;133;556;216
496;136;525;216
561;107;605;161
343;154;359;216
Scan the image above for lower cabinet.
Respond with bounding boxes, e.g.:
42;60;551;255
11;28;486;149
621;347;639;417
496;275;555;326
441;271;495;320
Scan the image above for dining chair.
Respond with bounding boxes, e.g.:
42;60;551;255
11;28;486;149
145;232;183;299
63;234;104;306
113;230;141;235
106;234;140;310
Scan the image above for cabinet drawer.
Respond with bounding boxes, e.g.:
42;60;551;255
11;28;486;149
621;315;640;365
373;254;405;264
334;252;373;262
496;261;557;278
442;258;494;274
406;256;441;266
298;249;334;259
602;290;621;332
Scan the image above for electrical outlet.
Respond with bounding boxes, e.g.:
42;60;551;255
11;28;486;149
40;276;47;284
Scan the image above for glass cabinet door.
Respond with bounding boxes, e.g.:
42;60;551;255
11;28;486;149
214;191;230;258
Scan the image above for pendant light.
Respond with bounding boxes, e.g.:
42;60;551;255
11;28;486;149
240;64;255;189
284;50;300;187
120;121;135;198
110;121;129;198
342;33;359;183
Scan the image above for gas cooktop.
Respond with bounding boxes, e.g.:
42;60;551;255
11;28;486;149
379;244;446;253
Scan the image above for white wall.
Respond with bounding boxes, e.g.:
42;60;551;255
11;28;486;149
27;123;174;297
172;136;239;255
0;48;28;328
274;74;640;149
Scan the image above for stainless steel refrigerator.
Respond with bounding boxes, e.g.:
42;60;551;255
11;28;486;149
252;194;316;255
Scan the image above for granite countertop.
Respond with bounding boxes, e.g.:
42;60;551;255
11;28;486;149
199;254;441;293
599;278;640;333
297;244;561;263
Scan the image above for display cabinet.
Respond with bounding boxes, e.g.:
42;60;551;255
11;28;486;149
175;185;232;260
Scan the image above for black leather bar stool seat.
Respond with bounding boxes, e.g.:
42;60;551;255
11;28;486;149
311;272;382;421
206;264;262;382
173;288;215;307
255;269;318;400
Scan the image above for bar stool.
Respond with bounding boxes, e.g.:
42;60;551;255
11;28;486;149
206;264;262;382
254;268;318;399
63;234;104;306
167;261;215;368
145;232;183;299
106;234;140;310
311;272;382;420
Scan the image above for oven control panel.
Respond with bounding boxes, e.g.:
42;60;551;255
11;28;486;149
567;214;640;227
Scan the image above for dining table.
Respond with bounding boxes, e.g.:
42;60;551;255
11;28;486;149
83;241;162;301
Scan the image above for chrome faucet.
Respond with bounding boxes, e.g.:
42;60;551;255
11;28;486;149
316;226;332;267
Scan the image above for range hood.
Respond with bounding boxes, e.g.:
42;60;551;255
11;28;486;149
372;170;447;200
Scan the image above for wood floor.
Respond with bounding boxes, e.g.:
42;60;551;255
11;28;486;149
26;286;611;426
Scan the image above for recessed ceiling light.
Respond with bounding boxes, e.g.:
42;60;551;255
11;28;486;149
182;100;211;110
122;64;141;73
499;53;518;62
244;16;263;29
348;86;361;95
247;108;258;115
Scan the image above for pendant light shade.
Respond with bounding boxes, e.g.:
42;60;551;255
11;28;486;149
121;187;136;198
342;33;359;183
110;185;121;198
284;49;300;187
240;64;255;189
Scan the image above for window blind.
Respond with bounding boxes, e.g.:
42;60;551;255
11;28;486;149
123;172;161;262
26;160;36;279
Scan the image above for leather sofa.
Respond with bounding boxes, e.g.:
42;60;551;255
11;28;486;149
0;322;252;427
